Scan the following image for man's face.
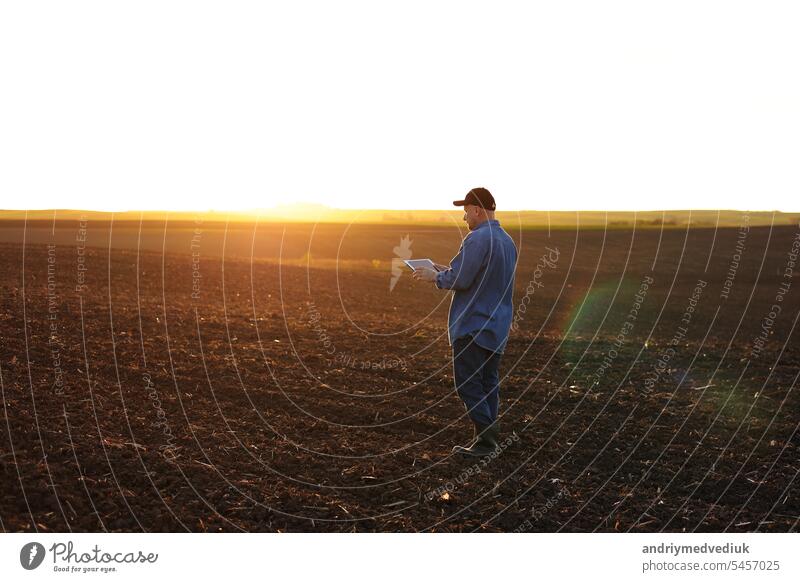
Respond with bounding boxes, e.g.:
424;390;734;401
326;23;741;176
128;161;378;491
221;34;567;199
463;205;479;230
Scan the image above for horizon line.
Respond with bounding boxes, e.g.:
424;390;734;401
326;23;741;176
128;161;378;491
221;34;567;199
2;207;799;215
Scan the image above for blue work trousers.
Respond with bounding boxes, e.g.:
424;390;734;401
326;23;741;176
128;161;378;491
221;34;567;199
452;335;502;427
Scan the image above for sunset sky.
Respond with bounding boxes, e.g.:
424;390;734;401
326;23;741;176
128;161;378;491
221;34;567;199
1;1;799;212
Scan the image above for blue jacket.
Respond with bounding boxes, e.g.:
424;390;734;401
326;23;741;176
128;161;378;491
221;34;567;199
435;219;518;353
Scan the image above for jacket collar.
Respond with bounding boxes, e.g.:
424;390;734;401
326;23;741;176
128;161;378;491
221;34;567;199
474;219;500;231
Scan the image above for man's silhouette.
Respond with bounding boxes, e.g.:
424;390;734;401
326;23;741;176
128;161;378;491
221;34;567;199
414;187;517;457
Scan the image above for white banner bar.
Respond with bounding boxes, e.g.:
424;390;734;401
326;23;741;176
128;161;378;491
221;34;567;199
1;533;797;581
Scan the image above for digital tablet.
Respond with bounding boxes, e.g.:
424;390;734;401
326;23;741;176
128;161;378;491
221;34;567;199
403;259;443;272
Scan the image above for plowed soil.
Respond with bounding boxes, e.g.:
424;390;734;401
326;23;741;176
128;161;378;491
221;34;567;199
1;218;798;531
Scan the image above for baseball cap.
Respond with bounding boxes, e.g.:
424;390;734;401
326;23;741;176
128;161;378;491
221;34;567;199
453;187;496;210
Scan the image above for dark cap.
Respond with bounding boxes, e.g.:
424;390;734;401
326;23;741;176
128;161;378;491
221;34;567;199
453;187;496;211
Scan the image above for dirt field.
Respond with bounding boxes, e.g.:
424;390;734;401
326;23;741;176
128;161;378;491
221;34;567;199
1;216;798;532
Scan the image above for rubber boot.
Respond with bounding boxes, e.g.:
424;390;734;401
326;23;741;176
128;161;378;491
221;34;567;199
452;421;500;458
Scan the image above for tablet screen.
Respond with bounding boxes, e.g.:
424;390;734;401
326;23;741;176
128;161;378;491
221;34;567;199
403;259;443;272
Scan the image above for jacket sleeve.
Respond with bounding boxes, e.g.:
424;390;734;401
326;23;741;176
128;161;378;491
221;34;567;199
435;233;489;291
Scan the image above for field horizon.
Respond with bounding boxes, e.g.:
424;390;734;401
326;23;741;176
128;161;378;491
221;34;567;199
2;207;800;230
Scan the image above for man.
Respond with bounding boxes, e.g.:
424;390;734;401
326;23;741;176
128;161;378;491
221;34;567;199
413;187;518;457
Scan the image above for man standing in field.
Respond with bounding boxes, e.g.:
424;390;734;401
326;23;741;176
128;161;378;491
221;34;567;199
413;187;518;457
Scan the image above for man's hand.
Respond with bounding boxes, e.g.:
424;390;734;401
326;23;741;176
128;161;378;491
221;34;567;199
434;263;449;272
412;267;438;283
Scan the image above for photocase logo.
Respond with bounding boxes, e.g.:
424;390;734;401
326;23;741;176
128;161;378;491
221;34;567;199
20;542;46;570
389;234;413;292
